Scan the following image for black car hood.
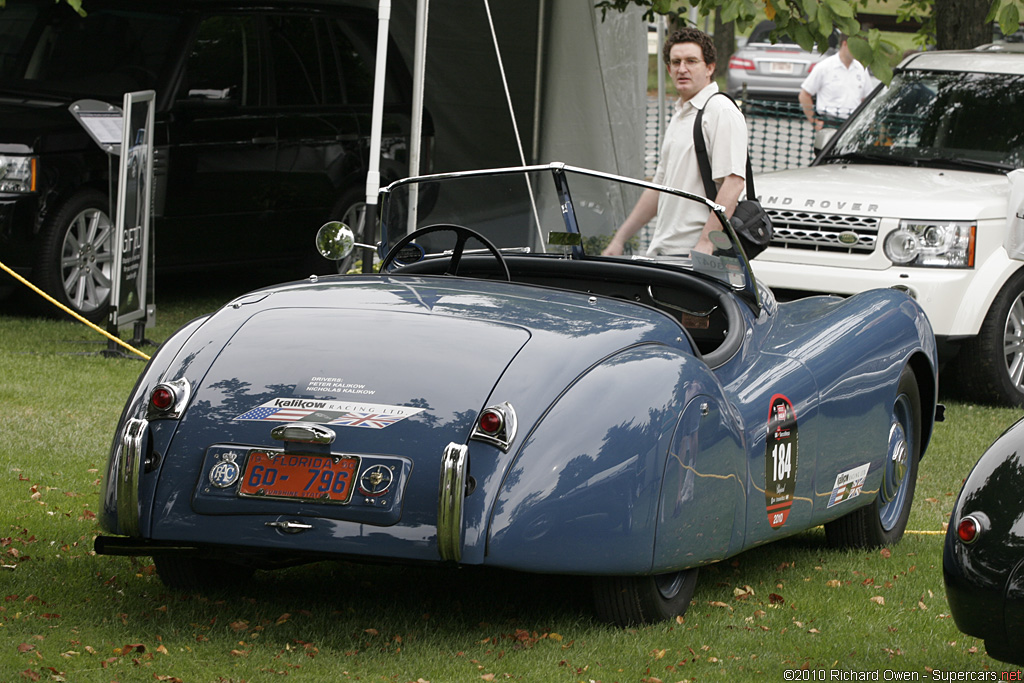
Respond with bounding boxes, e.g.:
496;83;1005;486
0;91;92;152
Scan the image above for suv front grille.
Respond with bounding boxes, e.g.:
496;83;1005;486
767;210;880;254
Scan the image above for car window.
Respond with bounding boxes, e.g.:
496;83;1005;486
0;4;36;80
2;4;181;97
326;16;375;105
266;13;387;107
180;15;262;105
747;21;794;45
268;15;342;106
828;70;1024;169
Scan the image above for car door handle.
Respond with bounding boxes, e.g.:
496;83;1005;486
251;136;277;145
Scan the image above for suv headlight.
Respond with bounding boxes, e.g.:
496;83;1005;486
883;220;975;268
0;154;37;193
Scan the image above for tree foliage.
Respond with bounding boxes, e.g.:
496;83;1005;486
0;0;86;14
596;0;1024;84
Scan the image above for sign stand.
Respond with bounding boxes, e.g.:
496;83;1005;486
70;93;156;357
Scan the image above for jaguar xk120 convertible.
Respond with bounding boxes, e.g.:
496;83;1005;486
96;163;939;625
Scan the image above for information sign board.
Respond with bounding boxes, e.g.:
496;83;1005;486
109;91;155;328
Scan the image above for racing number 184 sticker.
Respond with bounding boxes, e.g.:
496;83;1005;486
765;394;798;529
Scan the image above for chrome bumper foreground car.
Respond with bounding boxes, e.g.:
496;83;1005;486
96;163;940;625
944;418;1024;665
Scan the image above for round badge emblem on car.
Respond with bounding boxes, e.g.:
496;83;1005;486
209;452;241;488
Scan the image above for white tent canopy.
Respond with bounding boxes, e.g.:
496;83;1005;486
373;0;648;187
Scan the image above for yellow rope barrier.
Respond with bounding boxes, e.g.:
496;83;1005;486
0;259;150;361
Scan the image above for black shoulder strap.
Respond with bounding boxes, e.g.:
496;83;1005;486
693;91;756;202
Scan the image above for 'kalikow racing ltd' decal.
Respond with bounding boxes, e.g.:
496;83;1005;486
765;394;798;529
235;398;424;429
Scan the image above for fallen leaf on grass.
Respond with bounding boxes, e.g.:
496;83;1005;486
870;596;885;605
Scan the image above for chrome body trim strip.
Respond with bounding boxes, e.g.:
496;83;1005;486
437;442;468;562
116;417;147;537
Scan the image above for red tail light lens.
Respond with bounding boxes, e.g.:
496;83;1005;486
478;409;504;434
150;385;176;411
956;515;981;544
729;56;755;71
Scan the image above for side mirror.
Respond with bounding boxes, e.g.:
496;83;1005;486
813;128;837;155
316;221;374;261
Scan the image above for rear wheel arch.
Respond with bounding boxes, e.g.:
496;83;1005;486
824;363;922;548
953;267;1024;406
32;186;115;322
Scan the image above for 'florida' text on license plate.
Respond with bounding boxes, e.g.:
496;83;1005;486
240;451;359;503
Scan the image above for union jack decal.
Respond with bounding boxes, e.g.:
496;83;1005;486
328;412;405;429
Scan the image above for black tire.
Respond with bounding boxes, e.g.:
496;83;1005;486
592;569;698;626
33;188;114;322
952;269;1024;406
153;555;254;591
825;364;921;548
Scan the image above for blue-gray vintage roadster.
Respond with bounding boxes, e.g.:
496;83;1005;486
96;164;939;625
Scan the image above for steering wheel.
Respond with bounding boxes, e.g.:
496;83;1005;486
379;224;511;282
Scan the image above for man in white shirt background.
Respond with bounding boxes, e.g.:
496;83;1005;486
602;27;748;257
799;33;877;129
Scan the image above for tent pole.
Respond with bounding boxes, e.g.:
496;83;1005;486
530;0;546;165
657;14;666;161
364;0;392;272
407;0;428;235
410;0;428;178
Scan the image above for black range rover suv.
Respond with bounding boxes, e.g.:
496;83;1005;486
0;0;422;320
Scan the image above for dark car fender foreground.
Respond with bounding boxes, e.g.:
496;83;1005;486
944;417;1024;665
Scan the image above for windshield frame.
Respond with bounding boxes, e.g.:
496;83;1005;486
377;162;761;310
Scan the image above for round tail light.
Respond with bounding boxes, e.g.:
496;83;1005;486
150;385;176;411
478;408;504;434
956;515;982;544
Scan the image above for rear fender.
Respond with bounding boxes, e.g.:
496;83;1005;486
485;344;732;574
99;315;210;536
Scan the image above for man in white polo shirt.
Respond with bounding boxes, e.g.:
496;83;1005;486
603;27;748;257
799;33;875;128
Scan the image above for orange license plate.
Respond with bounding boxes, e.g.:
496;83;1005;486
240;451;358;503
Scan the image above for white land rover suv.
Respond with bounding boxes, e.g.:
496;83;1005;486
754;47;1024;406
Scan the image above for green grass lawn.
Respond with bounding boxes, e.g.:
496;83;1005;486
1;274;1021;682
